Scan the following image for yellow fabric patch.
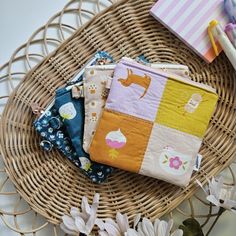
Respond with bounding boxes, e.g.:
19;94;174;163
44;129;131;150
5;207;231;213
90;109;153;173
155;79;218;138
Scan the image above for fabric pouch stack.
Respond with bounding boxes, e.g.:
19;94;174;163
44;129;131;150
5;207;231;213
90;57;218;187
33;53;218;187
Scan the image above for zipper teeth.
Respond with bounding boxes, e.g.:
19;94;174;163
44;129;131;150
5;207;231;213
150;64;188;70
122;57;189;70
86;64;188;70
86;64;116;69
120;60;216;93
37;57;97;120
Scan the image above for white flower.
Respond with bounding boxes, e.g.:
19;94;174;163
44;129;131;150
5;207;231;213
60;193;100;235
197;176;236;213
96;212;132;236
96;213;182;236
126;218;183;236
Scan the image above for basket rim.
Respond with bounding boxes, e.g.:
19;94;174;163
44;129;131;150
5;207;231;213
0;0;235;225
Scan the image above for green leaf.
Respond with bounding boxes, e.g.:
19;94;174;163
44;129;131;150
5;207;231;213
164;155;169;160
182;165;186;170
162;160;168;164
184;161;188;164
179;218;204;236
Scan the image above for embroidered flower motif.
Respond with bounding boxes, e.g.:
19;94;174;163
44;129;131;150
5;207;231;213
169;156;182;170
161;149;189;174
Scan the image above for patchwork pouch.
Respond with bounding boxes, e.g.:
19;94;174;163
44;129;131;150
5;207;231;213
90;57;218;187
83;61;190;153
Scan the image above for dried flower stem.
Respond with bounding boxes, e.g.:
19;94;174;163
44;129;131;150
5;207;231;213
206;207;225;236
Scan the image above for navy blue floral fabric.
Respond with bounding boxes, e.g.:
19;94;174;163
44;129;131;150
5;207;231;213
33;52;148;183
55;87;113;183
34;107;79;161
33;51;114;184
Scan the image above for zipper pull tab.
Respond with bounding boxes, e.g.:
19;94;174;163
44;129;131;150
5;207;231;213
31;103;44;115
72;85;84;99
105;76;113;89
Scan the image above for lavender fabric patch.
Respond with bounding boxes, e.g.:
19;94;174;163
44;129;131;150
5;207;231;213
106;63;167;122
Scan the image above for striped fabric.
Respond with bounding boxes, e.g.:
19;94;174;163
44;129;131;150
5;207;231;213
150;0;229;63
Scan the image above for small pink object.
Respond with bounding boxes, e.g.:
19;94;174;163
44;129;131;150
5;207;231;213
105;129;127;149
169;156;182;170
106;140;126;149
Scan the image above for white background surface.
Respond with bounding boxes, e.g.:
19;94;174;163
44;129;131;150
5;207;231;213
0;1;69;235
0;1;236;235
0;0;68;66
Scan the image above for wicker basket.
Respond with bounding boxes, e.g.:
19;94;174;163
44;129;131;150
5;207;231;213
0;0;235;225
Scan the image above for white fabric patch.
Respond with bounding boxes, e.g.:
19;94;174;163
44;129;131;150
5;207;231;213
59;102;77;120
140;124;202;187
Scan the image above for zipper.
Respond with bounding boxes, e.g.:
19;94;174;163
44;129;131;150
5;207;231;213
86;60;189;72
85;64;116;70
36;80;84;120
122;57;189;70
85;64;116;90
35;57;98;120
120;58;216;93
150;63;188;71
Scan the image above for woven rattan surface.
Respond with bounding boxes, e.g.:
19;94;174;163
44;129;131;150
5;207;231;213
0;0;235;225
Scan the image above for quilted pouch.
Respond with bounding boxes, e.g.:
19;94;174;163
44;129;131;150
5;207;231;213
83;61;190;153
90;57;218;187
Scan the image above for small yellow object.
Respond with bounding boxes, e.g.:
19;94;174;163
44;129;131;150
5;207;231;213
208;20;219;56
109;149;119;159
84;163;92;171
61;114;71;120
